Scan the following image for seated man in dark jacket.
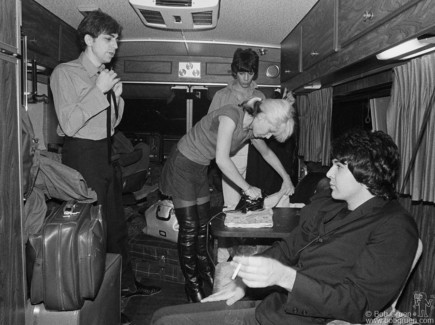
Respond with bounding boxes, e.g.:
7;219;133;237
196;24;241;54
151;129;419;325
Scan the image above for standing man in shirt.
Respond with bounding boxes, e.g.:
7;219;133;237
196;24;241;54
50;10;161;305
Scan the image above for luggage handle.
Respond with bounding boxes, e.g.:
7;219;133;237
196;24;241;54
156;205;173;221
63;201;79;218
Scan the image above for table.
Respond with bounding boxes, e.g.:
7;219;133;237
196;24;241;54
209;208;301;263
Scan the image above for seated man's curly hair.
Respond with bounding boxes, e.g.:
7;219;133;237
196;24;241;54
331;129;400;200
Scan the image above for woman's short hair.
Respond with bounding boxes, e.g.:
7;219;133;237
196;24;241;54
331;129;400;200
241;98;296;143
231;48;259;80
77;10;123;51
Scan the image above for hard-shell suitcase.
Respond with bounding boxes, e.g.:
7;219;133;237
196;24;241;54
129;233;185;284
144;199;179;243
29;201;106;311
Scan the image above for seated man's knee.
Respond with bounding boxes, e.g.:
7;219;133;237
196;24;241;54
151;306;177;325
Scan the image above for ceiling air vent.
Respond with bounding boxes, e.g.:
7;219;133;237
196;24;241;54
192;11;213;25
129;0;220;30
156;0;192;6
139;9;165;25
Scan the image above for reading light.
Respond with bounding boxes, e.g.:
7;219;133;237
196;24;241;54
376;36;435;60
401;47;435;60
303;81;321;90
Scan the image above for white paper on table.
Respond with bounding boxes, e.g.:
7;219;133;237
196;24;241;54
224;208;273;228
289;203;305;208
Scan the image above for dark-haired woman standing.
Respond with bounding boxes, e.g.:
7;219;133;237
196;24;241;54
159;98;296;302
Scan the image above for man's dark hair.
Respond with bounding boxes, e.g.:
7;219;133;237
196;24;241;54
77;10;122;51
231;48;259;80
331;129;400;200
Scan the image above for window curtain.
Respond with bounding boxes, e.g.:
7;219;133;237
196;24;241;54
296;87;333;165
369;96;390;132
386;53;435;203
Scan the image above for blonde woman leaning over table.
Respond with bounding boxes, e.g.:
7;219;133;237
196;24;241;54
159;97;296;303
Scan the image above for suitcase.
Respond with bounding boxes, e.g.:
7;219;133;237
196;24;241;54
25;253;121;325
130;233;185;284
28;201;106;311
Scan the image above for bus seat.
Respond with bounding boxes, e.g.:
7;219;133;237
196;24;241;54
112;131;150;204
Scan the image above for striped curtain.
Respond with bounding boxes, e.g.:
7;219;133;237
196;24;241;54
386;53;435;203
296;87;333;165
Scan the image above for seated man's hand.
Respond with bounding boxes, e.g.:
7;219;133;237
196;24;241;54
201;277;246;306
232;256;297;292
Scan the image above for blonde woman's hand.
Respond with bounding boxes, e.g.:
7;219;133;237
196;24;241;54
280;176;295;196
243;185;262;200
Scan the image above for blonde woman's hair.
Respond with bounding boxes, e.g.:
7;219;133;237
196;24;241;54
242;98;296;142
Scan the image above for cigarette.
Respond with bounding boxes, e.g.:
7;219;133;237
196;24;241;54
231;262;242;280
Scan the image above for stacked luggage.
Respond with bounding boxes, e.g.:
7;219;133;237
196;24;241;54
129;233;184;284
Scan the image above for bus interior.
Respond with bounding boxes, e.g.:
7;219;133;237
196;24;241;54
1;0;435;324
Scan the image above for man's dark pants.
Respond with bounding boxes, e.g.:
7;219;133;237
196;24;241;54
62;136;135;289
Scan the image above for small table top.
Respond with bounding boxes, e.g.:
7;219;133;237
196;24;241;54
210;207;300;239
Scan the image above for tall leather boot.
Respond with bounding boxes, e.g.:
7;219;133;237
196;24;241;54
196;201;214;289
175;206;205;303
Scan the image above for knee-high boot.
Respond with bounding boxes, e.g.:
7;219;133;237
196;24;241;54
175;206;205;303
196;202;214;289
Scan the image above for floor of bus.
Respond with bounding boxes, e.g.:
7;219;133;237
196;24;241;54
122;163;223;324
122;279;214;325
